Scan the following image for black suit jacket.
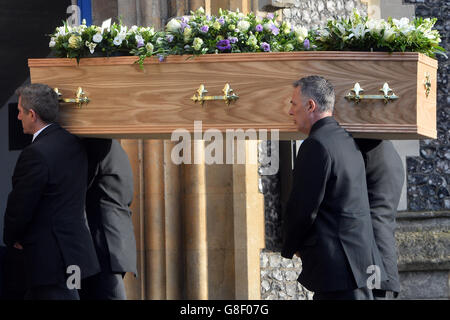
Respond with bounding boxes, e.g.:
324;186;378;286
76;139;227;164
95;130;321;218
355;139;403;293
83;138;137;275
3;124;100;287
281;117;386;293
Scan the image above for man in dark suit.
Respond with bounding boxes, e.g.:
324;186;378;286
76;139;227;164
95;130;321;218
281;75;386;300
355;139;404;299
3;83;100;300
79;138;137;300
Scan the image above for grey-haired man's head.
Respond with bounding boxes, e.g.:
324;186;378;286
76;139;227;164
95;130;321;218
289;75;335;135
15;83;59;135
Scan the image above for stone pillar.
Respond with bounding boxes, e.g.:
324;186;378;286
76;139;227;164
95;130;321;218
183;140;209;299
233;140;265;299
144;140;167;299
163;140;185;299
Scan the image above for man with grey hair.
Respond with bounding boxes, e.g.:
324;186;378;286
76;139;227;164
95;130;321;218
281;75;386;300
3;83;100;300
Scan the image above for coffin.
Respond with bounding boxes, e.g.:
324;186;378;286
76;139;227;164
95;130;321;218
28;51;438;140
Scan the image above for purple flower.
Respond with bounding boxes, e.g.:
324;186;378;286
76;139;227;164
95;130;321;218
181;16;189;23
267;13;274;20
166;34;174;43
269;23;279;35
218;17;225;25
303;39;310;50
255;24;263;32
229;37;238;44
184;44;191;50
180;22;188;31
158;54;165;62
206;15;212;21
261;42;270;52
216;39;231;51
137;39;145;48
201;25;209;33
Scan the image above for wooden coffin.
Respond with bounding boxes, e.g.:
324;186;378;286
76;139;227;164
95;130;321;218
28;51;437;140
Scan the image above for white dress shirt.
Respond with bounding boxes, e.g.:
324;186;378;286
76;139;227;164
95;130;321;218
32;124;52;142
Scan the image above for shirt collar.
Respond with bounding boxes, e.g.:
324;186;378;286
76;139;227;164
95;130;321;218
32;124;52;142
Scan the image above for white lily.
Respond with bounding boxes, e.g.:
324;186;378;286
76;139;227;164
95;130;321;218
365;19;386;36
383;27;396;42
348;24;368;40
393;17;415;35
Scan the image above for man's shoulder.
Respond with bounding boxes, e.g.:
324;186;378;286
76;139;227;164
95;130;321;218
36;124;80;145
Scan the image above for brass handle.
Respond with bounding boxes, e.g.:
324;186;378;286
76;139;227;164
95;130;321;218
54;87;90;108
424;72;431;98
345;82;399;104
191;84;239;106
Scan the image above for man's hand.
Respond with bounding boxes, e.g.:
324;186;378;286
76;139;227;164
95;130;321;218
13;242;23;250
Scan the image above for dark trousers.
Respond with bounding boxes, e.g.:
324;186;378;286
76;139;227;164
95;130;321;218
313;286;374;300
79;272;126;300
1;246;27;300
25;284;80;300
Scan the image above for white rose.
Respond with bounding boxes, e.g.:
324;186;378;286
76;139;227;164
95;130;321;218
237;20;250;32
294;26;308;41
113;36;123;46
193;37;203;51
283;21;292;35
93;33;103;43
183;27;192;42
146;42;154;53
166;18;182;32
49;38;56;48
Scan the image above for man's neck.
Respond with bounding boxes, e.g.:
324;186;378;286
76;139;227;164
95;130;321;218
306;112;333;135
31;121;49;136
32;123;52;142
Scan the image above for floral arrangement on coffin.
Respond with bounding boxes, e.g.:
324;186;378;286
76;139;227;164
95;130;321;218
313;11;444;58
48;8;444;67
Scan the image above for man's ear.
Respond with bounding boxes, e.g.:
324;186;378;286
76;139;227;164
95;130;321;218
308;99;317;112
29;109;37;122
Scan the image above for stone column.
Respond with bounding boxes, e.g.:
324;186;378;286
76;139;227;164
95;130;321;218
144;140;167;299
163;140;185;299
183;140;209;299
233;140;265;299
